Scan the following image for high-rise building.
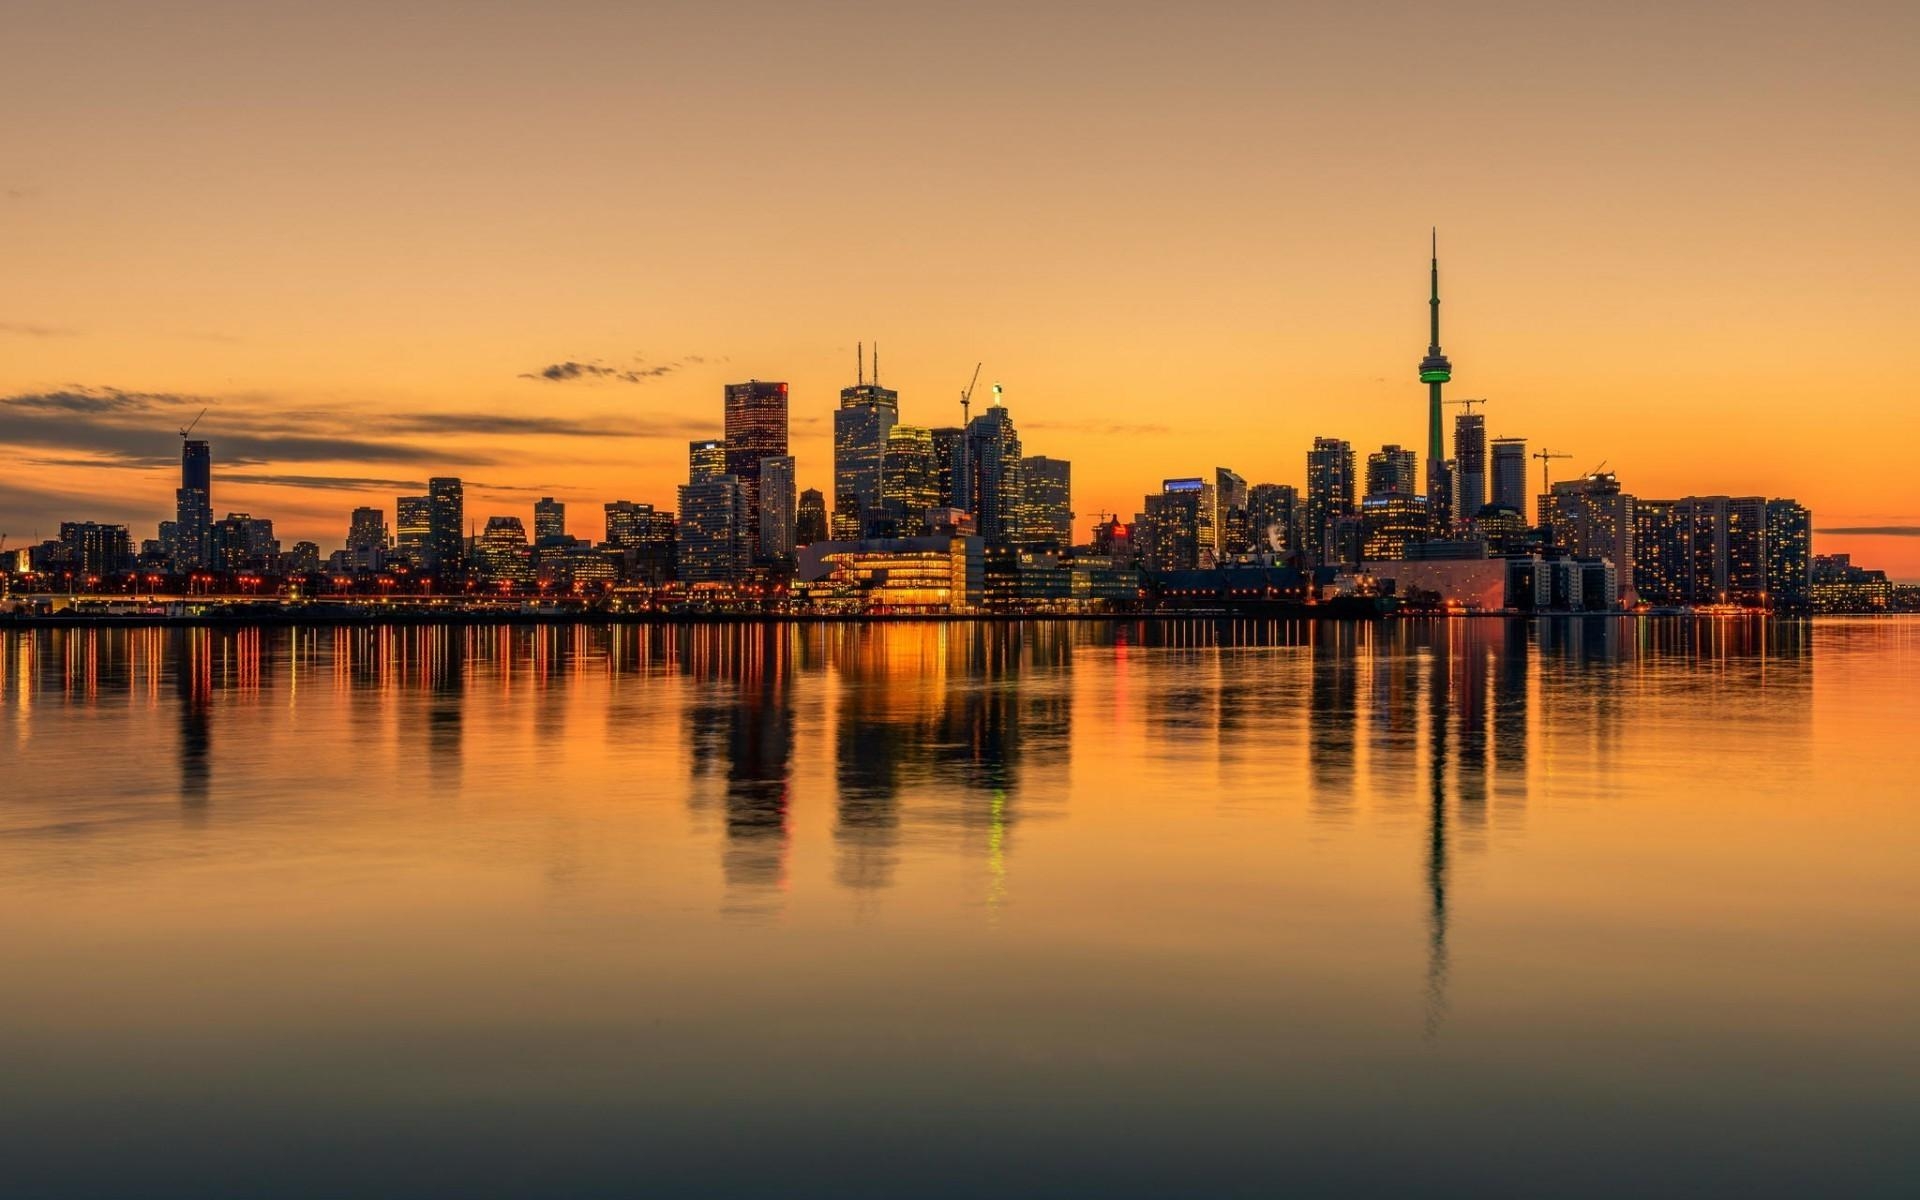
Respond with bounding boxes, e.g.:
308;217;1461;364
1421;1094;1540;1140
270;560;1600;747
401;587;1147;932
1020;456;1073;550
1765;499;1812;611
689;438;727;485
677;474;750;584
1418;231;1453;516
1360;494;1430;562
962;386;1023;545
58;522;134;578
1214;468;1249;558
1248;483;1301;555
427;477;465;579
795;488;829;547
758;455;797;560
395;495;431;560
174;438;212;570
1546;473;1635;603
724;380;789;559
533;497;566;545
1306;437;1356;568
1490;438;1529;512
209;513;279;572
1727;497;1769;604
834;347;900;538
1365;444;1418;497
878;427;938;536
603;500;677;584
1454;412;1487;525
930;426;966;509
346;506;388;573
1144;478;1215;571
475;516;533;585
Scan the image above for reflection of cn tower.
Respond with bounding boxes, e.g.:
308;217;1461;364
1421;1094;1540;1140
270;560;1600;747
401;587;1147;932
1418;229;1453;520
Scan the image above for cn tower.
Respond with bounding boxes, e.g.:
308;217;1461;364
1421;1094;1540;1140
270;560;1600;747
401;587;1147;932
1418;229;1451;519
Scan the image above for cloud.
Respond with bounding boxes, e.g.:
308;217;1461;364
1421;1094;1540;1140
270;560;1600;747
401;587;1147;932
0;321;78;338
224;472;427;492
519;356;688;384
1820;526;1920;537
381;412;714;439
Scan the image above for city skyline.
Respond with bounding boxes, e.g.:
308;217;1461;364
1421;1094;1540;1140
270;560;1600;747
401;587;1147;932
3;3;1917;577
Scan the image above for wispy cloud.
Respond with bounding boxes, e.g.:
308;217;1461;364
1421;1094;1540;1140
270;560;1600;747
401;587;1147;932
1820;525;1920;537
0;321;77;338
519;354;700;384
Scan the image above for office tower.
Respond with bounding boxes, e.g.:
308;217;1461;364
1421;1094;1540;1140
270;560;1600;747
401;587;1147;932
346;506;388;573
1144;477;1215;571
427;477;465;578
689;438;727;484
1490;437;1529;512
174;438;212;569
1359;494;1430;562
677;474;750;584
1454;412;1487;525
724;380;789;558
758;455;797;560
930;426;966;508
834;346;900;538
474;516;533;585
1418;231;1453;515
1248;483;1301;554
604;500;677;584
962;385;1023;545
533;497;566;545
285;541;321;575
209;513;279;572
1546;473;1635;603
1765;499;1812;611
1021;456;1073;550
395;494;431;558
1306;437;1356;567
1430;457;1455;533
795;488;829;547
1214;468;1249;558
58;522;134;577
1365;444;1418;497
879;426;939;536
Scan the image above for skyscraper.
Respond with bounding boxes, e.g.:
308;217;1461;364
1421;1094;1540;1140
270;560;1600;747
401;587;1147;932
880;426;938;536
427;476;465;579
1020;456;1073;550
1144;478;1214;571
346;506;388;573
1546;472;1635;604
1248;483;1301;555
677;475;750;584
1306;437;1356;568
1453;412;1487;525
604;500;677;584
1418;231;1453;517
758;455;797;560
795;488;829;547
834;345;899;538
533;497;566;545
930;426;966;509
1490;437;1529;513
173;438;212;570
962;385;1023;546
396;495;431;560
689;438;727;484
1214;468;1249;558
1765;499;1812;611
1365;445;1417;497
724;380;789;559
474;516;532;586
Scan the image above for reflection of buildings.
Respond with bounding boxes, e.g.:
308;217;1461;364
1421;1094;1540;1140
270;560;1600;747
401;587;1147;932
682;625;795;909
175;630;213;808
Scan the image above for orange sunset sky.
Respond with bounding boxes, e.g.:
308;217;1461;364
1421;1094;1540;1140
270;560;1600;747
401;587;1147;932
4;1;1917;576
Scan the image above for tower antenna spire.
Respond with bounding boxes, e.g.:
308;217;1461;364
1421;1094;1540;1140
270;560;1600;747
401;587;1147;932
873;342;879;386
857;341;864;386
1418;228;1453;528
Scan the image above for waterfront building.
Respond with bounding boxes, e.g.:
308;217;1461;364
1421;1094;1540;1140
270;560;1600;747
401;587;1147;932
427;477;465;579
677;474;751;584
57;522;134;578
1366;444;1418;497
1490;437;1529;512
346;506;388;573
1546;472;1635;604
1247;483;1301;555
474;517;532;585
1360;494;1431;562
758;455;797;560
285;541;321;575
724;380;788;558
961;387;1023;545
834;353;899;538
1306;437;1356;568
1020;456;1073;550
1144;478;1215;572
603;500;677;584
796;535;985;612
1766;500;1813;611
879;426;939;536
210;513;279;573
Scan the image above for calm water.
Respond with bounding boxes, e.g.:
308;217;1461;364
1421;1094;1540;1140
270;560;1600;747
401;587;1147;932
2;619;1916;1198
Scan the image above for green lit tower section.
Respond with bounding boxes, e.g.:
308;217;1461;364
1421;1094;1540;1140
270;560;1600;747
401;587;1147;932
1418;229;1452;519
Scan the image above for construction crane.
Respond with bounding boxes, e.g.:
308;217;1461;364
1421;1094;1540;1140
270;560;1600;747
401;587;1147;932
178;407;207;440
959;363;982;423
1533;448;1573;496
1444;397;1488;415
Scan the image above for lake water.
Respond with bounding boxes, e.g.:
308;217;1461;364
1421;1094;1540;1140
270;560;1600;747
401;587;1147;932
2;619;1915;1197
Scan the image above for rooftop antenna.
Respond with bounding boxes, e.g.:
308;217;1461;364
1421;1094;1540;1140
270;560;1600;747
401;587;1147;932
857;341;864;386
959;362;982;423
873;343;880;386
